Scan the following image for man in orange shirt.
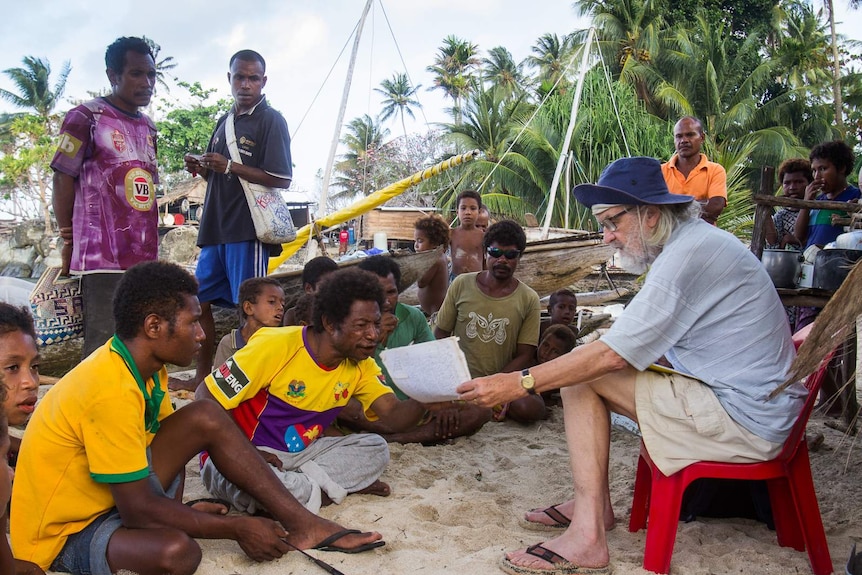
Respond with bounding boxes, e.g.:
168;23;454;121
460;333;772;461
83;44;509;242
661;116;727;224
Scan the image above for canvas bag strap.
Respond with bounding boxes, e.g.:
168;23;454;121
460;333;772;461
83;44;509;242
223;112;244;166
224;112;259;202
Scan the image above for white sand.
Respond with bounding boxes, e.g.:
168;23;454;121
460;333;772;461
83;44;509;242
167;405;860;575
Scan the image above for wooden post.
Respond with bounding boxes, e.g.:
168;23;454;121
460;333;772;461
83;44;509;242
750;166;775;260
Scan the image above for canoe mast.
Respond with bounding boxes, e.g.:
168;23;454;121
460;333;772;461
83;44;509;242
267;149;479;272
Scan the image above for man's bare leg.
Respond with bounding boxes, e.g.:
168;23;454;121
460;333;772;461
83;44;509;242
149;400;382;552
506;370;638;570
383;406;492;445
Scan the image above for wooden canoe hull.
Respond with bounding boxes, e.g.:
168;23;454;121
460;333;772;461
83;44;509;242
399;236;614;305
515;237;614;299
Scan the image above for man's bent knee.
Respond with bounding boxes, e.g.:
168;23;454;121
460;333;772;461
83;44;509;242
157;532;201;575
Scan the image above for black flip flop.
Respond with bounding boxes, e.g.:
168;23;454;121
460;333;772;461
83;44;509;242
312;529;386;554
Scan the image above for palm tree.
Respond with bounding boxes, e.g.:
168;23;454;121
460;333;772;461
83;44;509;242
332;114;390;203
441;82;539;217
769;1;833;96
374;73;422;139
524;33;576;96
142;36;177;94
426;35;480;124
573;0;665;77
0;56;71;121
481;46;525;99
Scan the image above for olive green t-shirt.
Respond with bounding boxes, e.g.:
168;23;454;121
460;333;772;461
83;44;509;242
436;272;541;377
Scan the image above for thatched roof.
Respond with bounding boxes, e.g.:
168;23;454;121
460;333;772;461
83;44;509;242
158;178;206;208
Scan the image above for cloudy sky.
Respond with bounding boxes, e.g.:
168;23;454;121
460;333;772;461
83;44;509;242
1;0;859;194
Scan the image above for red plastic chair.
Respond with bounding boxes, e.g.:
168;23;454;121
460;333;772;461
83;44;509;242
628;347;834;575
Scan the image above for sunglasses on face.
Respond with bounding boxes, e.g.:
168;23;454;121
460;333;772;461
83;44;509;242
486;247;521;259
597;208;630;232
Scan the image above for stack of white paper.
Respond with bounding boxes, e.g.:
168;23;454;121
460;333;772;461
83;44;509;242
379;337;471;402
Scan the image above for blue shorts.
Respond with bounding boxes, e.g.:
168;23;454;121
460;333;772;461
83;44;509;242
196;241;269;307
50;454;181;575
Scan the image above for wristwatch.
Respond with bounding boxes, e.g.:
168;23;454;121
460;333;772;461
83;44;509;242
520;369;536;395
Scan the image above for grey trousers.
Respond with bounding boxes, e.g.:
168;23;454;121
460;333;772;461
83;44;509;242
201;433;389;514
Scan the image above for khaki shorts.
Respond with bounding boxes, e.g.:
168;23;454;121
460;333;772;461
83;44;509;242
635;370;782;476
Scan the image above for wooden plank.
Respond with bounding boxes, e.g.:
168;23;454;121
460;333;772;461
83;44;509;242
752;195;862;212
750;166;774;259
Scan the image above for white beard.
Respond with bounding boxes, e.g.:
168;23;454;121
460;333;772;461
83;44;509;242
615;239;660;275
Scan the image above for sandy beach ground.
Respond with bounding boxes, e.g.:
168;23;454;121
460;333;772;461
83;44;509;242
83;393;859;575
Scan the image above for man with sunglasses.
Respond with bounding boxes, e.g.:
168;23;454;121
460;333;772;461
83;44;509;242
458;157;804;574
435;220;546;424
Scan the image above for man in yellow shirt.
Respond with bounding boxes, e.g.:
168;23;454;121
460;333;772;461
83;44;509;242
12;261;383;575
661;116;727;224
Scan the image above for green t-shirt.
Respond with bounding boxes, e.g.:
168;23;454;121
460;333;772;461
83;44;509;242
374;302;434;399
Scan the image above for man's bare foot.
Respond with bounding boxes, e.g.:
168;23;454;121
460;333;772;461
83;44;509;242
355;479;391;497
168;375;199;392
185;498;229;515
503;532;610;573
283;518;383;553
523;500;615;530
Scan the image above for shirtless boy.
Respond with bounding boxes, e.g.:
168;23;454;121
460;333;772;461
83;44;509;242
449;190;486;279
413;214;450;316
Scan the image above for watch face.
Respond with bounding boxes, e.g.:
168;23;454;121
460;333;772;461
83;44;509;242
521;374;535;389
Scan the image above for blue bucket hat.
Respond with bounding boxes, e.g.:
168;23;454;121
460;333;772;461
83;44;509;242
574;157;694;207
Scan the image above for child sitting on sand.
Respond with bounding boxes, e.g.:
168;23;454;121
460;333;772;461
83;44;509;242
213;277;285;367
0;303;40;469
536;324;578;407
539;288;578;343
413;214;450;318
449;190;486;279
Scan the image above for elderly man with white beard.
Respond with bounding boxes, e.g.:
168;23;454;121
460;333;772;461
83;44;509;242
457;156;807;575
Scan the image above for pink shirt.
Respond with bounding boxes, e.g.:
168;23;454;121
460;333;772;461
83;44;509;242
51;98;159;272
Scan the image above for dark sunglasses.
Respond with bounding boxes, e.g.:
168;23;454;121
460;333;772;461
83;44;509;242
486;247;521;259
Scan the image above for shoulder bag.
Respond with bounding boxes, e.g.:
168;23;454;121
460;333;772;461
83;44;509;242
224;113;296;244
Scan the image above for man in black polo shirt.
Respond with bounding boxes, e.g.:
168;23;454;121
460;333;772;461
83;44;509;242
182;49;292;389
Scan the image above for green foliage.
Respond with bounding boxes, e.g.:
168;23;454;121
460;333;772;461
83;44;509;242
0;114;56;226
155;82;231;174
0;56;71;120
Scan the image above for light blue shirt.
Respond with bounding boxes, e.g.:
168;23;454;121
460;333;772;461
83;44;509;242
601;218;806;444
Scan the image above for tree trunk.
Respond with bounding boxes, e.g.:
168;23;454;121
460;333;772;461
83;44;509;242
826;0;845;134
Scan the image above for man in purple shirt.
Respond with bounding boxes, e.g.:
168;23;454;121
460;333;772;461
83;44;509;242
52;36;159;358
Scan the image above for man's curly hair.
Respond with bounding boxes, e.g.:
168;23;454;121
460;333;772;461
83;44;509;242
113;262;199;340
483;219;527;252
414;214;450;249
311;268;384;333
0;302;36;340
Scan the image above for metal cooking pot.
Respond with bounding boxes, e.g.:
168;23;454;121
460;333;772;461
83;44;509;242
812;249;862;291
762;249;803;288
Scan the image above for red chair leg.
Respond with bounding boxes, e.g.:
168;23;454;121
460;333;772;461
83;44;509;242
642;471;687;574
629;454;652;532
786;449;833;575
768;476;805;551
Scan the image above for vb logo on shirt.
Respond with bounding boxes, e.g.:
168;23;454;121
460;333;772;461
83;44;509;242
213;358;250;399
56;132;82;158
124;168;155;211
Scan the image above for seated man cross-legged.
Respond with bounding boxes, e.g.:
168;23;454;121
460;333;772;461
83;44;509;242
196;267;428;512
11;261;383;575
457;157;805;574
